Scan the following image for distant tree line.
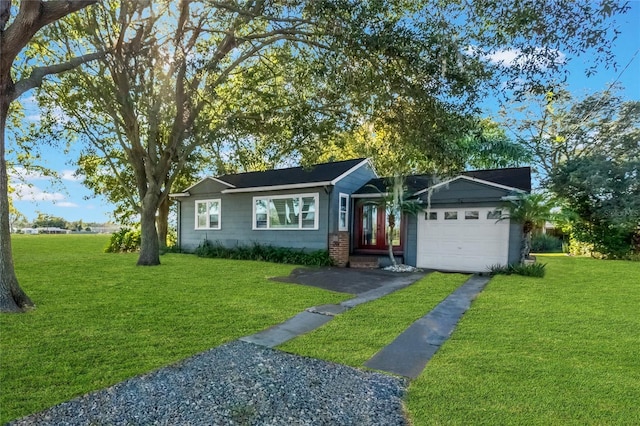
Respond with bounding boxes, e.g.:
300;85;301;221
14;213;110;232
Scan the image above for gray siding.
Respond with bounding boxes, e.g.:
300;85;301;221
329;162;377;234
178;187;331;252
508;222;523;264
176;161;376;252
424;180;512;205
405;215;418;267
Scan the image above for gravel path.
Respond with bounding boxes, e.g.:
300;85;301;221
11;341;408;426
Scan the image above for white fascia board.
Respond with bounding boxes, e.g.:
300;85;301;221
350;193;388;198
330;158;376;185
222;181;332;194
169;192;191;198
416;175;525;195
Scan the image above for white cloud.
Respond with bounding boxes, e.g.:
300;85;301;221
61;170;81;181
487;49;521;66
9;167;49;181
466;45;566;70
11;183;65;202
56;201;79;208
485;47;566;69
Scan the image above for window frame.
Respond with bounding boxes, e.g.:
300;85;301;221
338;193;349;231
487;209;503;220
194;199;222;230
252;193;320;231
444;211;458;220
465;210;480;220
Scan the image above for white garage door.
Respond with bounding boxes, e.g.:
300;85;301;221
416;207;510;272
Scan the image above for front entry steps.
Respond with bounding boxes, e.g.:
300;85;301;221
349;256;380;268
349;255;404;268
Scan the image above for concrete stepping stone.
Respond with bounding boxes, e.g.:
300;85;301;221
364;274;491;378
242;272;427;348
240;311;334;348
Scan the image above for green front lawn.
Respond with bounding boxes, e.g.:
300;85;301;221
280;254;639;424
0;235;349;424
406;255;640;424
4;237;638;425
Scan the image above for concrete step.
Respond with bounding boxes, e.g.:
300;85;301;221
349;256;379;268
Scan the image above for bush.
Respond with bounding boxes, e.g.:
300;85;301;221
531;234;563;253
104;228;141;253
195;239;334;266
570;222;634;259
490;262;546;278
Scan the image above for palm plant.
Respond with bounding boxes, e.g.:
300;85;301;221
368;175;424;267
500;193;557;263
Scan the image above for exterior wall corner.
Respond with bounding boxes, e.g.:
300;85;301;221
328;231;350;267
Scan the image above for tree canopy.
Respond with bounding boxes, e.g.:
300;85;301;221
22;0;633;269
506;87;640;177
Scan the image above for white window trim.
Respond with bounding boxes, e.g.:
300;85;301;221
194;199;221;230
338;193;349;231
252;193;319;230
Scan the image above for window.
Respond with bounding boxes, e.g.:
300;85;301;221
425;211;438;220
444;211;458;220
195;199;221;230
487;209;502;220
253;193;319;230
338;193;349;231
465;211;479;220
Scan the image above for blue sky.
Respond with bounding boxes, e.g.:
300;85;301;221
9;3;640;225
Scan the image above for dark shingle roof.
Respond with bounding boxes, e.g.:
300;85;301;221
217;158;367;189
462;167;531;192
353;167;531;195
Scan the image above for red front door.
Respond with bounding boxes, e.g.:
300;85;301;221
355;202;403;251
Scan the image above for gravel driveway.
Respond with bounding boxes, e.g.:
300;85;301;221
11;341;408;426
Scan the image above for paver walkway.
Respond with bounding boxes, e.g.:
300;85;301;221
245;270;491;380
364;274;491;378
241;270;426;347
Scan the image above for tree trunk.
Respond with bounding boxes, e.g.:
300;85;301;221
520;231;531;264
156;196;170;249
137;193;160;266
387;224;397;267
0;92;34;312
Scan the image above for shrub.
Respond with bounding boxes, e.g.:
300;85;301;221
104;228;141;253
195;239;334;266
490;262;546;278
531;234;563;253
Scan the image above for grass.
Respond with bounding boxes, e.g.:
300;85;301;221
406;255;640;425
4;238;638;424
0;235;349;424
279;272;470;366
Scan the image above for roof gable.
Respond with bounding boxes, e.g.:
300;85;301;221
353;167;531;198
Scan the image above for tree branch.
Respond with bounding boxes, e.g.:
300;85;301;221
12;50;105;100
2;1;98;65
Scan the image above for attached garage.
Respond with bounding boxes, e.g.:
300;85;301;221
410;174;529;272
416;207;510;272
